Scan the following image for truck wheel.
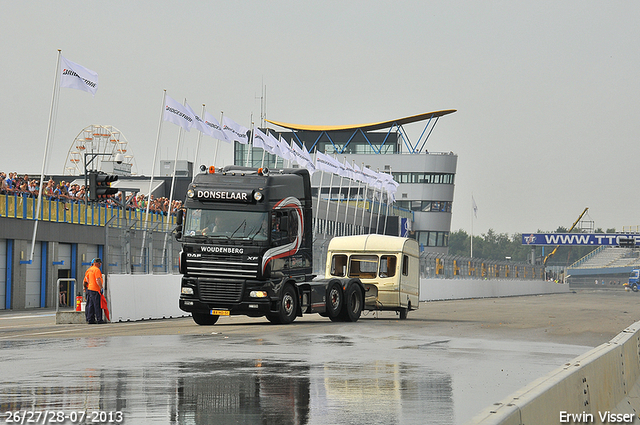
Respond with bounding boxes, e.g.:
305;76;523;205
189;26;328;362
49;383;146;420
192;312;220;326
340;284;363;322
269;283;298;324
327;281;343;322
633;284;639;292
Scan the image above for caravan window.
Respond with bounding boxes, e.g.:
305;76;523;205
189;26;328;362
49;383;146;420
348;255;378;279
402;255;409;276
330;255;348;277
379;255;397;278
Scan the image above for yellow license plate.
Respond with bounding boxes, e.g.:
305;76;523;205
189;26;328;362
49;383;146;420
210;309;230;316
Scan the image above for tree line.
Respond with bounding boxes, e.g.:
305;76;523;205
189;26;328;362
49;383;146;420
448;227;616;266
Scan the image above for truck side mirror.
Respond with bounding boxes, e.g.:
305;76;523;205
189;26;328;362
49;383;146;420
176;209;183;226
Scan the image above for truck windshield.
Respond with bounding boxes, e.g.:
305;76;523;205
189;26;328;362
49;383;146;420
183;209;269;241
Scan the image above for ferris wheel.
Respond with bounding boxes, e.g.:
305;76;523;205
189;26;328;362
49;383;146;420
63;125;137;176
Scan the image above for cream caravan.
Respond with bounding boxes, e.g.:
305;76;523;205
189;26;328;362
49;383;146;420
326;235;420;319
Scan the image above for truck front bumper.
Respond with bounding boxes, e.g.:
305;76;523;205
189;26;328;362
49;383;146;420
179;296;275;317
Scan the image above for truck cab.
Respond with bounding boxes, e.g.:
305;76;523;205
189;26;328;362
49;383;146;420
326;235;420;319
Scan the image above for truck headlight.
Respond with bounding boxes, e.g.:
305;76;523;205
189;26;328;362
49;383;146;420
181;287;194;295
250;290;268;298
187;189;195;198
253;191;263;202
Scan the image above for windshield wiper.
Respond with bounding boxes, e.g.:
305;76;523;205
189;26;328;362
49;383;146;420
229;219;247;239
248;221;265;241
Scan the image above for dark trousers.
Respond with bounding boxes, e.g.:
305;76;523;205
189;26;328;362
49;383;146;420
85;290;103;323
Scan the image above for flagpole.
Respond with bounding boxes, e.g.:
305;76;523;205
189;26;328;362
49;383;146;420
351;161;360;233
342;158;352;235
140;90;166;269
245;116;252;167
368;184;377;234
324;163;335;236
471;194;474;258
333;156;345;235
383;168;392;235
192;104;205;180
212;111;223;167
259;130;266;168
161;97;187;267
30;49;62;262
313;150;323;236
359;163;368;234
375;169;384;234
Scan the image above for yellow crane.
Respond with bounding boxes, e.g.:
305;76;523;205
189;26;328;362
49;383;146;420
543;207;589;266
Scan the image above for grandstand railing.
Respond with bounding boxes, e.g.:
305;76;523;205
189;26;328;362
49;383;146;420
0;193;175;228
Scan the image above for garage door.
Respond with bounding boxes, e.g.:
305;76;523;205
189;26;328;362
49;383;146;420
0;240;6;309
25;242;41;308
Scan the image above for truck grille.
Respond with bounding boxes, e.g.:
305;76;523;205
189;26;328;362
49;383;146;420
199;279;244;303
186;256;258;280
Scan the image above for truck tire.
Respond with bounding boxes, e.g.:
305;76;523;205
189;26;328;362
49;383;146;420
327;281;343;322
268;283;298;324
633;284;638;292
340;284;363;322
192;312;220;326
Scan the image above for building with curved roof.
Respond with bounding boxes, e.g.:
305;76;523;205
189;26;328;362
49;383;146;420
234;110;458;254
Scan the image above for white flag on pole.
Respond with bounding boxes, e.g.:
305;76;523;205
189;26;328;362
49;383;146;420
291;141;316;174
203;111;229;142
163;95;194;131
362;166;378;186
222;116;249;144
352;162;365;183
257;129;280;156
185;103;210;136
252;127;268;150
265;130;283;157
277;135;294;161
472;195;478;218
316;151;341;174
60;56;98;96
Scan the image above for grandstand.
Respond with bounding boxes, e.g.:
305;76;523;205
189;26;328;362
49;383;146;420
567;246;639;286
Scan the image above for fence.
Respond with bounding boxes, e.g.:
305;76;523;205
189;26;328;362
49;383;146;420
0;192;174;227
105;215;181;275
420;252;544;280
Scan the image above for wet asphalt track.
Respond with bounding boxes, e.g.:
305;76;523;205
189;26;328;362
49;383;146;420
1;288;636;424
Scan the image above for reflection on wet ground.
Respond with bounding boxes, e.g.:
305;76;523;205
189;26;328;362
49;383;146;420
0;332;589;424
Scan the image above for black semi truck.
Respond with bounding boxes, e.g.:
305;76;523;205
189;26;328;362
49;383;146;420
176;165;364;325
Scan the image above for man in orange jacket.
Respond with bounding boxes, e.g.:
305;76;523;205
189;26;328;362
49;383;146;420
84;258;104;324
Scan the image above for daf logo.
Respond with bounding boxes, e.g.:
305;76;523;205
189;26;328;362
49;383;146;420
187;253;202;258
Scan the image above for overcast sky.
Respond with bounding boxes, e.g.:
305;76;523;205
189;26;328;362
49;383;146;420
1;1;638;236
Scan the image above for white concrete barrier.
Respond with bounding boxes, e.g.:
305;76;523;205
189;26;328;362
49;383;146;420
468;321;640;424
420;278;571;301
105;275;569;322
107;274;188;322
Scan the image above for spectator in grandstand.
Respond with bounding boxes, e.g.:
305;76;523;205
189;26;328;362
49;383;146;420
4;172;13;191
75;184;86;201
44;179;55;199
